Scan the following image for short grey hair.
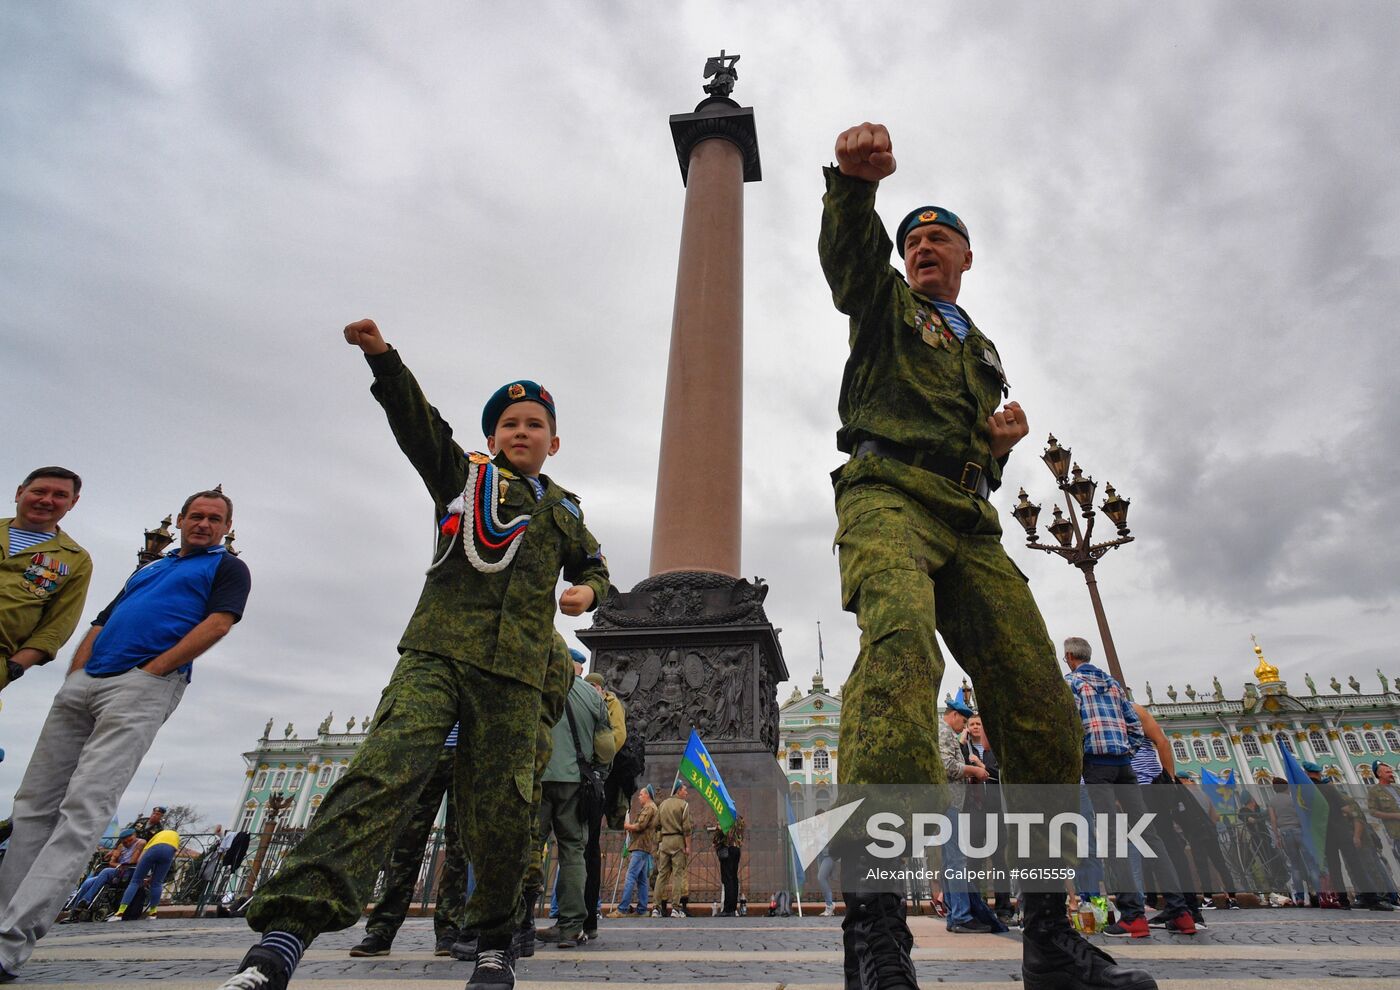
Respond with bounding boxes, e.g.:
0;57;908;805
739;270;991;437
1064;637;1093;662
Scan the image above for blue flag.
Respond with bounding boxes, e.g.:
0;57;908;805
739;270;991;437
1278;741;1330;868
1200;767;1238;818
678;729;738;832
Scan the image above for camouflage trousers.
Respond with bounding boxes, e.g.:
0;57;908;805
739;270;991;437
522;718;553;905
247;650;539;949
654;836;689;904
832;456;1081;855
364;746;469;940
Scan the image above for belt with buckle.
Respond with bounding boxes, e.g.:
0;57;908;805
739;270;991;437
853;439;991;499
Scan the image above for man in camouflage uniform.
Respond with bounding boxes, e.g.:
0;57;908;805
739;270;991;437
654;782;692;918
821;122;1155;990
348;724;469;958
221;319;609;990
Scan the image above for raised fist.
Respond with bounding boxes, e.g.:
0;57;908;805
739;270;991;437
343;318;389;356
835;122;896;183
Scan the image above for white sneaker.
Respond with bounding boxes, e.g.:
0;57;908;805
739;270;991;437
821;905;836;917
669;908;685;918
105;913;125;923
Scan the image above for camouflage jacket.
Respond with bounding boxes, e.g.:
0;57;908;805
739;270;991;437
1367;783;1400;839
819;167;1011;490
630;801;659;855
367;348;609;690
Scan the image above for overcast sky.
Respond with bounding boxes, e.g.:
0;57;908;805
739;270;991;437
3;2;1398;828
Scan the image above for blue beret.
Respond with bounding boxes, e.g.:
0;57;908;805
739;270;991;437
896;205;970;254
1301;760;1323;774
644;784;656;799
481;380;555;438
946;698;974;718
119;828;136;838
568;648;586;664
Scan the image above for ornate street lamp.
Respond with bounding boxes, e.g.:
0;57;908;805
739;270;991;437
138;515;174;567
1011;435;1135;687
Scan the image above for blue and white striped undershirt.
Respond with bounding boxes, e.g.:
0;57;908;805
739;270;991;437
8;529;56;555
444;723;460;749
1131;744;1164;786
931;300;970;341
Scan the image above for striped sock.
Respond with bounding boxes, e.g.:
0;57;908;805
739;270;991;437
259;931;305;974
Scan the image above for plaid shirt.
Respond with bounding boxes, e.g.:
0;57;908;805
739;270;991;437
1065;662;1144;758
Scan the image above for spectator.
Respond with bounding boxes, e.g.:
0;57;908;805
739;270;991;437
654;782;693;918
938;696;992;933
109;826;181;920
711;813;745;917
1063;637;1194;937
816;850;838;917
1306;761;1393;911
963;714;1012;919
66;830;144;918
609;785;658;918
1367;762;1400;870
1268;776;1318;907
0;489;250;981
1173;772;1239;909
536;668;615;947
0;467;92;695
581;671;623;941
134;807;167;842
1131;703;1200;930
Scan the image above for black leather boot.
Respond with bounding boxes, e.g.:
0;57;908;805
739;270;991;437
842;891;919;989
1020;892;1158;990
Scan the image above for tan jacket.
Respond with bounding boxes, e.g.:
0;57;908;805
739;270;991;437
0;519;93;663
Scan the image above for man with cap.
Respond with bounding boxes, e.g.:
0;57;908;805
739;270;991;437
219;319;609;990
820;122;1154;990
65;830;144;920
654;782;693;918
936;695;991;933
1305;761;1393;910
535;652;616;948
610;785;659;917
1366;762;1400;888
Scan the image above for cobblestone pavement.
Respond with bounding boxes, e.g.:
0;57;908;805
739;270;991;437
16;908;1400;987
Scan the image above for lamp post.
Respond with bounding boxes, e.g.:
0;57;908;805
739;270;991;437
1010;434;1135;687
138;515;174;567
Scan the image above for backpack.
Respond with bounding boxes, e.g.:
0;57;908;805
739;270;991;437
604;718;647;829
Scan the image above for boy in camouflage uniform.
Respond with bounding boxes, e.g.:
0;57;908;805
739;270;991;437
821;123;1155;990
220;319;609;990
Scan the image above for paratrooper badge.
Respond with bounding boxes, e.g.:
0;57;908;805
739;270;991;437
913;306;954;350
508;383;527;400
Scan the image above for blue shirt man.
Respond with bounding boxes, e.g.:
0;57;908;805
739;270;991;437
0;490;251;980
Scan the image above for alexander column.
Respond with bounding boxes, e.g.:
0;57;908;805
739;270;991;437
580;53;788;902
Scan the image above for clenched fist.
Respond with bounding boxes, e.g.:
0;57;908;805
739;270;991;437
835;122;896;183
987;401;1030;459
344;318;390;356
559;585;595;616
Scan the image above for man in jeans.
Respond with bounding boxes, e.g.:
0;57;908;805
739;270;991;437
535;666;614;947
0;490;250;981
609;785;658;917
1063;637;1195;937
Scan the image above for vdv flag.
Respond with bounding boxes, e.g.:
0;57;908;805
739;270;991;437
679;729;738;833
1279;741;1330;866
1200;767;1238;817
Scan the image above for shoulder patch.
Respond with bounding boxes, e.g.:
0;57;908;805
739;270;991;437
559;498;581;519
467;451;491;465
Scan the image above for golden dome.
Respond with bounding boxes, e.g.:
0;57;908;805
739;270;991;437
1252;634;1280;684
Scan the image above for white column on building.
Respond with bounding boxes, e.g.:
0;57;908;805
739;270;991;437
230;757;257;830
291;757;316;827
